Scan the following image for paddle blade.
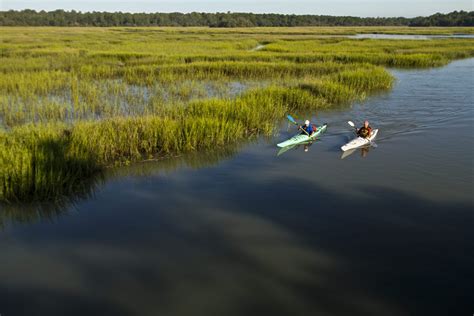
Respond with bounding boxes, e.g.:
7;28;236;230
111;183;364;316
347;121;355;127
287;114;297;125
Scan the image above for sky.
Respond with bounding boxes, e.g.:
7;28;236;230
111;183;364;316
1;0;472;17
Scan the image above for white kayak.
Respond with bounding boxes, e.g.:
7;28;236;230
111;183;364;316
341;129;378;152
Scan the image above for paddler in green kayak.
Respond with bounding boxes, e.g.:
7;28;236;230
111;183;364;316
299;120;317;136
357;120;373;138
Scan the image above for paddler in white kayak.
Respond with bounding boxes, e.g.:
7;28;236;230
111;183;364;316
341;120;378;152
357;120;373;139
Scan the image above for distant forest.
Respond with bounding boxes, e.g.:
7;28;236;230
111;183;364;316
0;10;472;27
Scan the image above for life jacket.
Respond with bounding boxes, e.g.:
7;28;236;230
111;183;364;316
358;126;372;138
304;124;313;134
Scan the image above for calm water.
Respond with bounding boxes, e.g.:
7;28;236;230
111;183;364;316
1;59;473;316
350;33;474;40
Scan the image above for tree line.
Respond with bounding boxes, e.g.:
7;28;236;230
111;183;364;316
0;10;472;27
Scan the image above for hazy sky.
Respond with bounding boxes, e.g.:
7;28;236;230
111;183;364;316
1;0;472;17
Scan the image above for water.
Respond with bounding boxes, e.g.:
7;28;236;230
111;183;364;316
349;33;474;40
1;59;473;316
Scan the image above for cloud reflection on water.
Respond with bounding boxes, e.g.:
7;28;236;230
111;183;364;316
0;179;411;316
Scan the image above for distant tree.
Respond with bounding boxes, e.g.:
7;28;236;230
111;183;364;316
0;10;472;27
409;10;474;26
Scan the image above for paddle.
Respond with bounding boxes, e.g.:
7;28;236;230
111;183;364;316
287;114;310;136
287;114;298;125
347;121;358;134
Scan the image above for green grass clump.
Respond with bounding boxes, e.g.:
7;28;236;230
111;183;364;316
0;124;99;201
0;26;473;201
299;80;359;105
333;66;394;93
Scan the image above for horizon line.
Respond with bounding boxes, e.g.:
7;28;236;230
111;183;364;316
2;8;471;19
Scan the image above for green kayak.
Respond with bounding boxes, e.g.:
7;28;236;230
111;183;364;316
277;123;328;148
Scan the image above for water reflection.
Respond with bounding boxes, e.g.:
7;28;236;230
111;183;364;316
0;174;103;230
1;177;471;316
340;145;375;159
0;146;240;230
277;141;318;156
107;144;240;178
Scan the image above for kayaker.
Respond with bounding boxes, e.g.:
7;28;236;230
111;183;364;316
357;120;372;138
300;120;316;136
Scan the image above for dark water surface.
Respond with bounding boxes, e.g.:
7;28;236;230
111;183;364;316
1;59;473;316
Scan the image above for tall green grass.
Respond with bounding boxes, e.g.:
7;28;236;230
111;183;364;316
0;26;472;201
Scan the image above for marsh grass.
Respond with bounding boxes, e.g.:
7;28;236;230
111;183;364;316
1;26;473;201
